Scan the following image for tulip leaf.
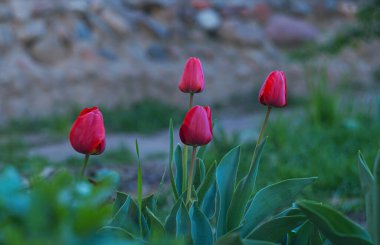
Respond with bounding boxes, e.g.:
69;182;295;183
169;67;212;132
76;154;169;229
214;233;278;245
169;120;179;200
197;144;208;161
241;177;317;237
227;139;266;231
174;145;183;196
145;207;165;239
190;203;214;245
296;200;372;245
246;215;307;241
289;221;323;245
176;202;191;239
135;140;143;238
164;192;186;235
358;151;375;239
216;146;241;238
193;158;206;190
373;150;380;245
197;162;216;203
112;191;129;217
110;193;149;237
201;181;217;219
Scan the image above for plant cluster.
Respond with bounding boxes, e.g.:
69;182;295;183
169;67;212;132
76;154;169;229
0;58;378;244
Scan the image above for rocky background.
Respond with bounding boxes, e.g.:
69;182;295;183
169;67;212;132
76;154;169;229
0;0;378;121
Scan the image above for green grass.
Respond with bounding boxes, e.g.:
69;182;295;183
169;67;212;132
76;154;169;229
205;111;380;212
0;100;185;136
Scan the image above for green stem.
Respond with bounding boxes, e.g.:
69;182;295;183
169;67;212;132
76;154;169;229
81;154;90;177
186;146;197;204
374;153;380;245
248;106;271;173
189;93;194;108
257;106;271;146
182;93;194;194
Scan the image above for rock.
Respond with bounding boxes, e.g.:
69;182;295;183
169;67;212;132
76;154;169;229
29;35;69;63
101;9;131;36
136;14;169;39
265;15;319;45
146;43;169;61
338;1;358;18
196;8;222;32
220;20;264;47
74;21;92;40
290;1;312;16
0;25;14;52
16;20;46;43
251;3;272;23
0;4;12;22
11;0;32;21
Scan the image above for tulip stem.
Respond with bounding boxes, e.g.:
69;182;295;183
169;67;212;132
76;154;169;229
257;106;271;146
186;146;197;204
189;93;194;108
81;154;90;177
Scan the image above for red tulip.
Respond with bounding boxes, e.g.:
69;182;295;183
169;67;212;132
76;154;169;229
258;70;287;107
180;106;212;146
70;107;106;155
178;57;205;93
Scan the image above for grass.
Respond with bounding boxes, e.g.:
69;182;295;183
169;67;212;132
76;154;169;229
0;100;185;136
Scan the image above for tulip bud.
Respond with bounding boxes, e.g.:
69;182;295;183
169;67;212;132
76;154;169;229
180;106;212;146
258;70;287;107
178;57;205;93
70;107;106;155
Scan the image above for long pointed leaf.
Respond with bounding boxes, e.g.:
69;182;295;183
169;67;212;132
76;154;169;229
296;200;372;245
174;145;183;196
216;146;241;237
358;151;375;239
176;202;191;239
247;215;306;242
197;162;216;203
241;177;317;237
227;139;266;231
190;203;213;245
145;207;165;239
169;120;179;200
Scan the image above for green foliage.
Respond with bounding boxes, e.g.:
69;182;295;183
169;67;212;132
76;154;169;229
296;200;372;245
0;100;185;136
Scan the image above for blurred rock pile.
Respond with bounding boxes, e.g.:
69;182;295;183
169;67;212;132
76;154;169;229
0;0;378;121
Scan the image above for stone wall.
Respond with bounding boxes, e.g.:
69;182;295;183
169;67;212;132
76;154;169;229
0;0;377;121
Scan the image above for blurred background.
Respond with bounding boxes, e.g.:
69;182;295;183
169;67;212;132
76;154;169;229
0;0;380;222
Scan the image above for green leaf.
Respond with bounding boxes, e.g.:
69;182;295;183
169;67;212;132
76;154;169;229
247;215;306;242
197;145;208;161
110;193;149;238
358;151;375;239
176;202;191;239
296;200;372;245
197;162;216;203
112;191;128;217
193;158;206;190
135;140;143;238
214;233;278;245
201;181;217;219
174;145;183;196
190;203;214;245
241;177;317;237
374;150;380;245
216;146;241;237
227;140;266;231
169;119;179;200
290;221;323;245
145;207;165;239
164;192;186;234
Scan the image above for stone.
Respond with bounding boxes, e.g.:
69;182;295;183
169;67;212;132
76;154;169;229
220;20;264;47
74;21;92;40
290;2;312;16
265;14;319;45
11;0;32;21
0;25;14;52
0;4;12;22
251;3;272;23
146;43;169;61
101;9;131;36
29;35;69;63
16;20;46;43
196;8;222;32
